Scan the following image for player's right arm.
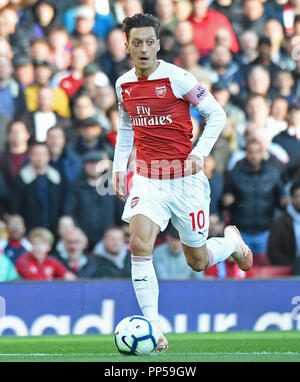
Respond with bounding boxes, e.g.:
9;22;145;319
112;86;134;201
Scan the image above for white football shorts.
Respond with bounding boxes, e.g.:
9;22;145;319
122;170;211;248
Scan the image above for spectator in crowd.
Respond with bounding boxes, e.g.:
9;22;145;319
174;20;194;46
223;138;285;263
63;1;115;39
72;62;110;105
67;117;114;159
0;120;31;186
273;69;297;105
0;250;19;281
227;125;289;173
92;226;131;278
0;214;32;265
174;0;193;21
21;85;71;142
46;125;83;183
57;44;90;98
263;18;292;70
235;29;258;65
94;84;117;133
77;32;105;64
10;142;66;233
157;29;178;63
211;79;245;151
54;215;77;260
99;27;130;85
70;5;97;42
13;56;35;89
16;227;77;280
71;93;98;128
154;0;178;34
0;57;27;124
267;180;300;274
47;26;72;71
0;216;7;239
203;155;224;215
211;0;243;26
58;227;100;278
63;150;122;249
268;96;289;138
234;0;269;36
273;103;300;168
188;0;239;56
201;45;241;89
242;36;281;82
24;59;71;118
30;39;51;62
153;225;204;280
175;42;214;87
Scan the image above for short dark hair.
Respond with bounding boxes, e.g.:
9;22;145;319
122;13;160;41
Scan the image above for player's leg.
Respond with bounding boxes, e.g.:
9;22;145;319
129;214;169;351
170;171;252;272
181;227;253;273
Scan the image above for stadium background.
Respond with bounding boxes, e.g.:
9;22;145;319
0;0;299;336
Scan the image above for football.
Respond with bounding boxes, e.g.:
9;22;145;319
114;315;158;355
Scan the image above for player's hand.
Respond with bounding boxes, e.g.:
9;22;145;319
112;171;126;202
185;154;204;176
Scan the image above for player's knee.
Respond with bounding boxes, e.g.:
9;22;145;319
130;234;152;257
186;257;206;272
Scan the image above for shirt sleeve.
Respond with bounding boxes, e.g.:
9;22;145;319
112;82;134;173
172;68;227;159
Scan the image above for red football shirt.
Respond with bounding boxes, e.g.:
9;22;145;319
116;60;209;178
16;253;70;280
188;10;239;56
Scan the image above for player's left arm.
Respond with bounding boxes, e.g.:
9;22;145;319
174;69;227;173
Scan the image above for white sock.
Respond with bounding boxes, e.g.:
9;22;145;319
206;237;238;268
131;255;160;325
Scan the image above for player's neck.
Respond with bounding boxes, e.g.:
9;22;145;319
135;60;160;79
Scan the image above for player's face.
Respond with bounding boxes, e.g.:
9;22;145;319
126;27;160;77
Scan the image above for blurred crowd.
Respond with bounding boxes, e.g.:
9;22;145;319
0;0;300;282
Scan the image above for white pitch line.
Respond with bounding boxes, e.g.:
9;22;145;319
0;352;299;356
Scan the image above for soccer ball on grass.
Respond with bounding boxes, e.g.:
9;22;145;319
114;315;158;355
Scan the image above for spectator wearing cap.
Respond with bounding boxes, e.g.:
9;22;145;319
20;85;71;142
24;59;71;118
63;151;123;249
10;142;67;233
67;117;114;159
46;125;83;184
153;225;204;280
71;62;110;106
187;0;239;57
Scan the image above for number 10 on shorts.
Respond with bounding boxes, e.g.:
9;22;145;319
189;210;205;231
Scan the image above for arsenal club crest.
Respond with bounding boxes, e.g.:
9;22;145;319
155;84;167;98
131;196;139;208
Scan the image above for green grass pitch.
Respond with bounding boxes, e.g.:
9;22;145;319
0;331;299;362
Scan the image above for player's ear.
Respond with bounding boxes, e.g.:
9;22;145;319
157;39;160;52
125;41;130;54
